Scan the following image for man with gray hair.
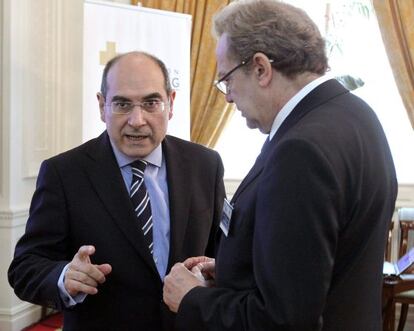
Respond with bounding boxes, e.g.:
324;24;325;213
163;1;397;330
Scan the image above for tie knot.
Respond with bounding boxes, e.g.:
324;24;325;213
131;160;148;176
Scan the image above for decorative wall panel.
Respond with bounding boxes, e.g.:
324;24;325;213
20;1;57;178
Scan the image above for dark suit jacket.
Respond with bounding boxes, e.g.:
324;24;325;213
176;79;398;331
8;132;225;331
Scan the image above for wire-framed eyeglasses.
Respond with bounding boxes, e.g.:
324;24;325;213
107;100;167;115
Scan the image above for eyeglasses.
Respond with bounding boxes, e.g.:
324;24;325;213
214;56;274;95
107;100;167;115
214;58;251;95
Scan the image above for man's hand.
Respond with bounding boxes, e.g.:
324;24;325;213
184;256;216;286
64;245;112;297
183;256;214;270
163;262;207;313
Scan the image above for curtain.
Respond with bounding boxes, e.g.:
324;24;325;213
132;0;234;147
373;0;414;129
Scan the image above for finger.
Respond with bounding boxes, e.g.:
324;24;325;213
199;261;215;272
65;277;99;297
183;257;202;269
190;264;202;274
69;246;111;284
190;265;206;282
65;269;99;288
199;261;216;280
75;245;95;263
84;264;107;284
64;268;100;297
96;263;112;276
183;256;212;269
68;262;107;284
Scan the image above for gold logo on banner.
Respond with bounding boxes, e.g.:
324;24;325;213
100;42;118;65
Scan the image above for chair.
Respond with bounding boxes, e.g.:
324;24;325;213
394;208;414;331
385;220;394;262
383;218;399;331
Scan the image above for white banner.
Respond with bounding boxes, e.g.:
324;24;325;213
83;0;191;142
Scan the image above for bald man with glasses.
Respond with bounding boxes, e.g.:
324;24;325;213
9;51;225;331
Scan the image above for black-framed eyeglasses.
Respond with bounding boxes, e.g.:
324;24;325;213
214;56;274;95
214;58;251;95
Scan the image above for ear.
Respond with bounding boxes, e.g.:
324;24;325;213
97;92;106;123
167;90;176;120
252;53;273;87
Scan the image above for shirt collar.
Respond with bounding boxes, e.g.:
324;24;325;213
110;138;163;168
269;75;333;141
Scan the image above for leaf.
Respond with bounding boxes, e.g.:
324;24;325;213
335;74;365;91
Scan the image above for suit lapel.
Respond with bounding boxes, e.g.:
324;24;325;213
232;79;349;203
162;136;191;269
231;138;272;203
84;132;160;279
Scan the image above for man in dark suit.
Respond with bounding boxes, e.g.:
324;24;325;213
8;51;225;331
163;1;397;330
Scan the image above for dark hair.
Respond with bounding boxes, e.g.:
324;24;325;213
100;51;172;98
213;0;328;78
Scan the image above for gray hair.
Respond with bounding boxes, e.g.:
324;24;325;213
213;0;328;78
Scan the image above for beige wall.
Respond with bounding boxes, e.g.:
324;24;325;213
1;0;413;330
0;0;83;330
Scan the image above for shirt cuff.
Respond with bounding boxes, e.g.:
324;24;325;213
58;264;87;307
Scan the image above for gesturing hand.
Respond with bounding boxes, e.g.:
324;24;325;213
64;245;112;297
184;256;216;286
163;263;207;313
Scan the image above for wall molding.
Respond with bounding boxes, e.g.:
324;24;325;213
0;207;29;228
20;1;58;178
0;0;3;197
0;302;41;331
0;301;33;316
0;0;11;202
10;0;83;180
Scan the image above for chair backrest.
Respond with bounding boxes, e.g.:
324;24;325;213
385;221;394;262
398;208;414;258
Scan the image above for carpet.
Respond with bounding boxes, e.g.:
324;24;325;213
22;313;63;331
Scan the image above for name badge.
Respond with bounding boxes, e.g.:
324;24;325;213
220;198;233;237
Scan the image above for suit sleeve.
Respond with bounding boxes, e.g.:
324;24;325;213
204;151;225;258
176;138;340;330
8;159;71;310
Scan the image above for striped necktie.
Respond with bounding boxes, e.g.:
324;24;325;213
130;160;153;254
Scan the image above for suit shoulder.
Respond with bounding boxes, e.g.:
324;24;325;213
164;135;220;158
44;136;101;165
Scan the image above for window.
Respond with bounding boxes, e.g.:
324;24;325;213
214;0;414;183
